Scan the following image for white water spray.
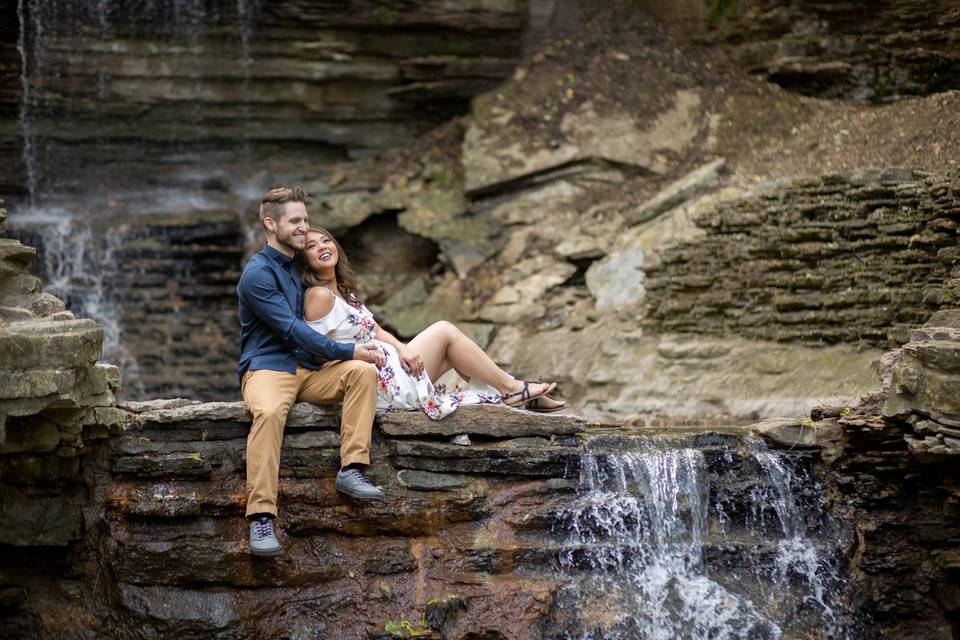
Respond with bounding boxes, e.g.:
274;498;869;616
554;437;853;639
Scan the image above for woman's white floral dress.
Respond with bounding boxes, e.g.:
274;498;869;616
306;293;501;419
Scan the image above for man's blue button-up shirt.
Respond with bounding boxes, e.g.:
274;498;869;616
237;243;355;377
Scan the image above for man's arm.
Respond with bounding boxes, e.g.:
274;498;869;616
238;265;355;361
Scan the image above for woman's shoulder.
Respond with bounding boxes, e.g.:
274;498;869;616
304;286;337;322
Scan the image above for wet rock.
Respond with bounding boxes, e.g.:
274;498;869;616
749;417;841;450
113;536;342;587
363;542;417;575
0;486;83;546
118;584;239;632
386;438;579;476
396;470;467;491
0;415;60;454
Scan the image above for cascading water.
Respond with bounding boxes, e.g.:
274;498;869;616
16;0;38;203
551;434;855;640
9;0;261;396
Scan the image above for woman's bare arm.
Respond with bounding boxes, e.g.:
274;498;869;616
373;322;404;350
374;321;424;376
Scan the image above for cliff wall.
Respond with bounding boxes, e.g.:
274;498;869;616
1;0;530;198
646;169;960;346
1;322;959;638
707;0;960;102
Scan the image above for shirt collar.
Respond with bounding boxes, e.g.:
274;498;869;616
263;242;294;267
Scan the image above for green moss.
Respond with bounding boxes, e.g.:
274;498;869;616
705;0;737;28
384;615;432;638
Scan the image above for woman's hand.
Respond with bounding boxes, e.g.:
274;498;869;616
354;343;386;368
396;344;424;377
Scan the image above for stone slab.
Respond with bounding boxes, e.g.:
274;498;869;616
377;404;585;438
130;401;341;431
0;319;103;371
385;438;579;476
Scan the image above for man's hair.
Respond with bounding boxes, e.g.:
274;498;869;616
259;186;308;230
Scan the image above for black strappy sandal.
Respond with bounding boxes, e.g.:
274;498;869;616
525;394;567;413
501;381;556;408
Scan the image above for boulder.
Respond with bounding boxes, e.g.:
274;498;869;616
883;331;960;422
0;319;103;371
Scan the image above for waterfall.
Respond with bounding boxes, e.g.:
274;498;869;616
552;436;853;640
7;0;259;397
237;0;258;165
16;0;37;203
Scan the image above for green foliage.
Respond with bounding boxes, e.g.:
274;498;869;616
706;0;737;28
384;615;432;638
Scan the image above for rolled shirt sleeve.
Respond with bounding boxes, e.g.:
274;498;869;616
238;265;355;362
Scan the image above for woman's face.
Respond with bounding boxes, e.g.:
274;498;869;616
304;230;339;272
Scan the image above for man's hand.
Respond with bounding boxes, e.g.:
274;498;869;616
353;343;386;368
396;344;424;377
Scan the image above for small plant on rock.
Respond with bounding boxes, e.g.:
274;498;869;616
384;614;432;638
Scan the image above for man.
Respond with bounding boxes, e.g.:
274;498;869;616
237;186;386;557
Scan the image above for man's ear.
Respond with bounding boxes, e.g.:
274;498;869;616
263;216;276;234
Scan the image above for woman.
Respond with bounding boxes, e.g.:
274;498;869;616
297;227;566;419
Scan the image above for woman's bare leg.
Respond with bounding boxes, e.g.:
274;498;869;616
407;321;552;398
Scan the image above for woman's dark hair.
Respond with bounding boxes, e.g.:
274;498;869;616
297;227;363;307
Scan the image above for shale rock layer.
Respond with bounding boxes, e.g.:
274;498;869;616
646;169;960;346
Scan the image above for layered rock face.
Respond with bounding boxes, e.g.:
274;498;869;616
811;315;960;639
0;198;123;599
110;210;245;398
709;0;960;102
2;334;959;638
5;393;857;639
646;169;960;346
2;0;528;197
10;207;245;400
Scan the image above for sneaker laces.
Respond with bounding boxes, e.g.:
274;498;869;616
344;468;373;486
253;517;274;540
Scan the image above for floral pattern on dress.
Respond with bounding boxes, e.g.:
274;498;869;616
347;312;376;343
305;294;501;420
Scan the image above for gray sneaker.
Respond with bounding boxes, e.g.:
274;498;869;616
249;516;281;557
335;467;385;501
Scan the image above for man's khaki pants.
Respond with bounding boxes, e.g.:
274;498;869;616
241;361;378;517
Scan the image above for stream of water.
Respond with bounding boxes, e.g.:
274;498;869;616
553;436;854;639
9;0;261;385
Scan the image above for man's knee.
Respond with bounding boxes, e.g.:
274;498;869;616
250;399;290;424
344;360;378;385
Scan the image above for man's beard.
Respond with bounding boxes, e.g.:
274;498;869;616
275;229;303;253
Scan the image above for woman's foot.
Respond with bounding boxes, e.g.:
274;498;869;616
525;394;567;413
501;380;556;407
